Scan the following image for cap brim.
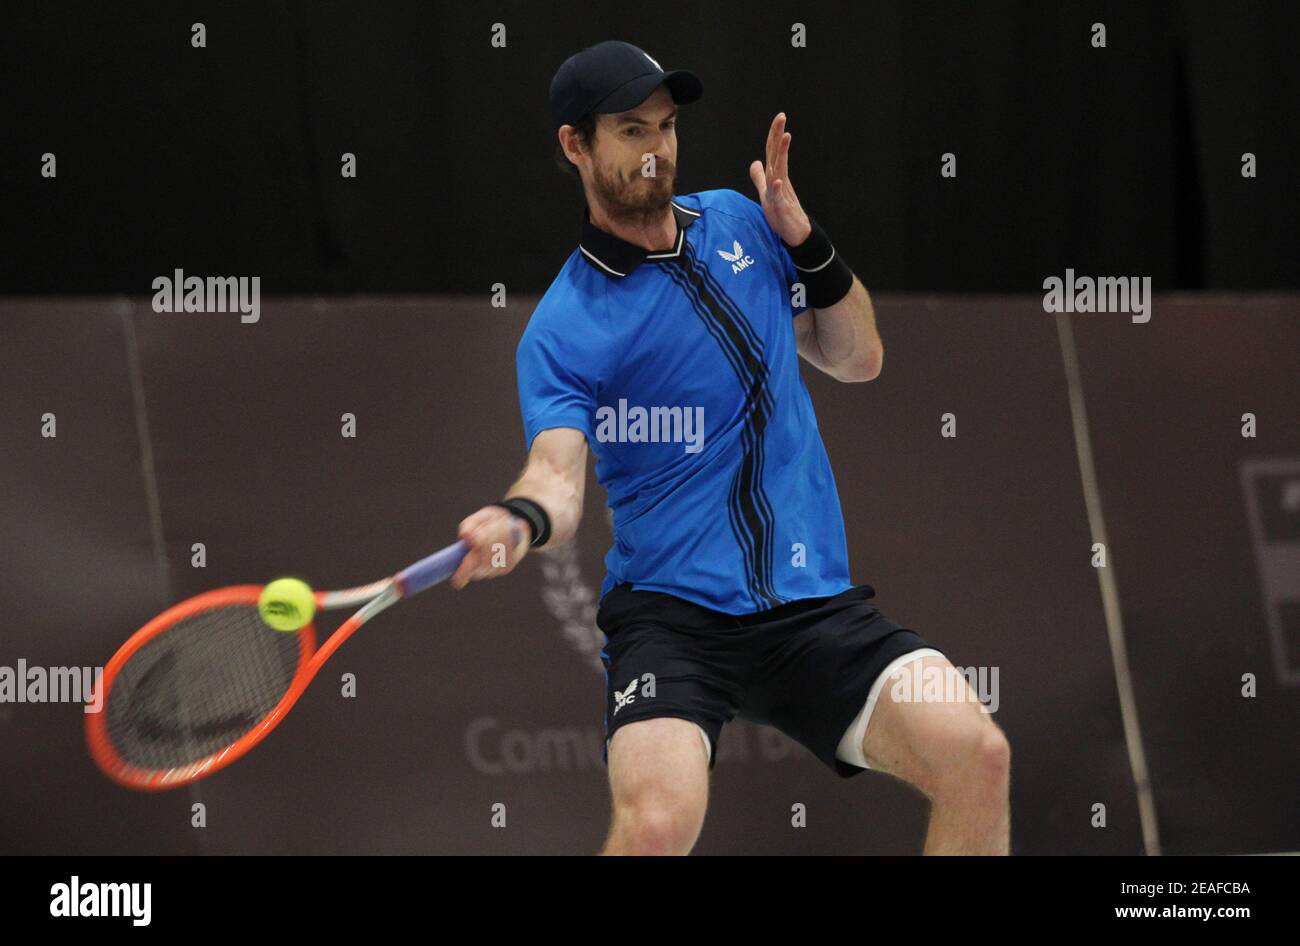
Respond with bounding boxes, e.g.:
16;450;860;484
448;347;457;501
595;69;703;116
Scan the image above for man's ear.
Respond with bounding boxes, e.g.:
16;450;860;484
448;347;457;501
568;133;586;168
556;126;570;161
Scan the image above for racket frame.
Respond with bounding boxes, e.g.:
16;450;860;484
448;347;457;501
86;540;468;790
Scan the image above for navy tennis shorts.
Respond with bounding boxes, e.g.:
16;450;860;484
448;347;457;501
596;582;936;778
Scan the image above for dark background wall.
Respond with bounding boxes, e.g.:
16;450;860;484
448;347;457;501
3;0;1298;294
1;295;1297;854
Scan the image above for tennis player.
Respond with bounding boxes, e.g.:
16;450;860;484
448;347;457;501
452;40;1010;855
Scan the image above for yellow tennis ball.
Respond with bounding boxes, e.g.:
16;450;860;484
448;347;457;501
258;578;316;631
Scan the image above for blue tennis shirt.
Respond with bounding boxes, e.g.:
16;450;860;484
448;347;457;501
516;188;852;614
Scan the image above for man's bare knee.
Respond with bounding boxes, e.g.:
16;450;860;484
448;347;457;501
972;723;1011;787
602;718;710;855
608;799;701;855
926;719;1010;798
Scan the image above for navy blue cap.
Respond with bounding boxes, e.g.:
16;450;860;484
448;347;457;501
550;40;703;130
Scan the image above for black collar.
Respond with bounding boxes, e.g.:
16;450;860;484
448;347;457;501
578;201;702;278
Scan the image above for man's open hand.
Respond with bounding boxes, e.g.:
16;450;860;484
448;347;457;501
749;112;812;246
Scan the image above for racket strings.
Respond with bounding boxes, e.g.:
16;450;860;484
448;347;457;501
105;604;303;773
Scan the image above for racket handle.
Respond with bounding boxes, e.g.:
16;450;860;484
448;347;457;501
396;540;470;596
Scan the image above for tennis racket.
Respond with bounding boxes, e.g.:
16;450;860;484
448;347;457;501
86;539;478;791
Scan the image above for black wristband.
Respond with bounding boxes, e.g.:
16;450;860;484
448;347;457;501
782;218;855;309
491;497;552;549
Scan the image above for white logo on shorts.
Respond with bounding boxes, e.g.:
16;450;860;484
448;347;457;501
613;679;638;715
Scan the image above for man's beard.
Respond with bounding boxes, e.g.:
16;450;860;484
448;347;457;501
590;157;676;228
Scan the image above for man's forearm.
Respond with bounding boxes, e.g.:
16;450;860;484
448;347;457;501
505;464;583;549
809;276;882;381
